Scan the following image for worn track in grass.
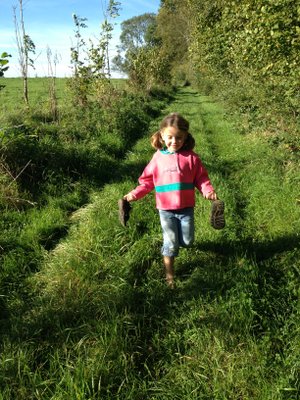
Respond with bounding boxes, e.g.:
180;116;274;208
1;87;299;399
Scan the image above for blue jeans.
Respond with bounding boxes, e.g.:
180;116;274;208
158;208;195;257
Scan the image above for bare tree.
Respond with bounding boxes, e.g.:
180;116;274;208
100;0;121;79
47;47;60;121
13;0;36;105
70;14;88;77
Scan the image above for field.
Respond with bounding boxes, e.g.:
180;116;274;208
0;78;299;399
0;78;127;120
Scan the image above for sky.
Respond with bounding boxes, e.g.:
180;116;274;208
0;0;161;78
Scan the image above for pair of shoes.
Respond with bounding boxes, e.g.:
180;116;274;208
210;200;225;230
118;198;132;227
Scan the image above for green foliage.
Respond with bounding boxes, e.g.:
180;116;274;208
1;87;299;398
129;46;171;91
23;34;36;70
13;0;36;104
0;52;11;92
70;14;88;77
69;3;120;106
113;13;157;75
0;81;173;398
188;0;300;115
8;77;300;400
70;2;121;80
0;52;11;78
100;0;121;78
156;0;191;69
152;0;299;124
223;0;299;77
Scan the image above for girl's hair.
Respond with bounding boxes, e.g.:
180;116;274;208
151;112;195;150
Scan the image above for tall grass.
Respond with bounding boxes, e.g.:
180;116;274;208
0;86;299;399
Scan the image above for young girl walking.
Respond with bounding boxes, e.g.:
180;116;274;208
123;112;221;288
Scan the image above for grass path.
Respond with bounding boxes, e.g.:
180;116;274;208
1;88;299;399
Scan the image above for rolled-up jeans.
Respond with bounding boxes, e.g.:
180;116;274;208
158;207;195;257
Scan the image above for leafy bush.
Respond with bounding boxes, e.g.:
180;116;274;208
129;46;171;92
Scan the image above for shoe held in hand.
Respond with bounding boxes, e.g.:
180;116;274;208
118;199;132;227
210;200;225;230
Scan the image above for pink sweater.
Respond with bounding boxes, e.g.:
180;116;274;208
130;149;214;210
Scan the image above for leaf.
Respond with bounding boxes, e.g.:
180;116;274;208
1;52;11;58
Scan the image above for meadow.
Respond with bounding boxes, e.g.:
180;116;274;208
0;78;126;121
0;78;299;399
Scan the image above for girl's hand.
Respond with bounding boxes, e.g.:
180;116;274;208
205;191;217;201
123;193;136;202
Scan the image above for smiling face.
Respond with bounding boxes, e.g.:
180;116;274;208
161;126;187;153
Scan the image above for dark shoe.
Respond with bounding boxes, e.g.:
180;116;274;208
118;199;132;226
210;200;225;230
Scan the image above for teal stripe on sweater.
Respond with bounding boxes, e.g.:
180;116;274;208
155;182;194;193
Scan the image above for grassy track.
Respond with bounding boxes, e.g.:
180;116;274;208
0;87;299;399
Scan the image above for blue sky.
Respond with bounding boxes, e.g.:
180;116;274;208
0;0;161;77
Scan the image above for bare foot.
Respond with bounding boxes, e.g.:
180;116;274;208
166;274;175;289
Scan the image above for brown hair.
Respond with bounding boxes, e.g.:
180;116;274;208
151;112;195;150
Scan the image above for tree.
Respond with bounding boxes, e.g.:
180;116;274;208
129;45;171;91
70;2;120;78
70;14;88;77
157;0;192;56
112;13;157;75
188;0;300;109
47;47;59;121
68;2;121;107
100;0;121;78
155;0;193;84
69;14;90;106
13;0;36;105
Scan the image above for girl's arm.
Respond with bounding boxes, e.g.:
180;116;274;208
124;160;155;202
194;156;216;199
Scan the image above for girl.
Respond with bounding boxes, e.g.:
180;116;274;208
124;112;218;288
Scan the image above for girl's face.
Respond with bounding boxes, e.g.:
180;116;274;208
161;126;187;153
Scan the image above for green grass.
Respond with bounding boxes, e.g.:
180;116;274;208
0;78;128;126
0;78;68;121
0;87;299;399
